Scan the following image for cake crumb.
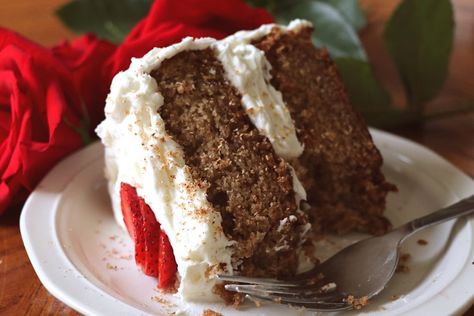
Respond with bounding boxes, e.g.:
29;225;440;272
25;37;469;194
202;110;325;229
320;282;336;293
417;239;428;245
106;263;118;271
202;309;222;316
212;283;244;307
396;253;411;273
151;296;166;304
120;254;133;260
151;296;176;308
400;253;411;262
390;294;400;301
247;295;263;307
396;265;410;273
346;295;369;310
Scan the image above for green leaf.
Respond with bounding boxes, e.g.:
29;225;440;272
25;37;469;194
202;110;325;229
245;0;275;9
245;0;294;12
318;0;367;31
335;58;390;110
384;0;454;105
275;0;366;60
335;57;418;128
56;0;152;43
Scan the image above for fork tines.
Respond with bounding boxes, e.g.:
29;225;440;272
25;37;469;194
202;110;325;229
216;274;351;311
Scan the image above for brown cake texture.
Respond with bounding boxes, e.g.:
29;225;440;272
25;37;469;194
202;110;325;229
253;26;397;235
151;48;309;279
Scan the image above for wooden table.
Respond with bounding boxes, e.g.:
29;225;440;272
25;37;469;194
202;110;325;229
0;0;473;315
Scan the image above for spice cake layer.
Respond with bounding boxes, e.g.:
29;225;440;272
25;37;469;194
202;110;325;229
254;26;397;235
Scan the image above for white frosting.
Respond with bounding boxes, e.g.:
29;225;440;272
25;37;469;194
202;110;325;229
96;20;314;302
212;19;311;161
214;31;303;160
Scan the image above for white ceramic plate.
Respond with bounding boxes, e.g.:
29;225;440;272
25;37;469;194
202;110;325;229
20;129;474;316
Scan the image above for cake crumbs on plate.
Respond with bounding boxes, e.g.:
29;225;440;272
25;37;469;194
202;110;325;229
390;294;400;301
345;295;369;310
202;309;223;316
288;304;307;313
320;282;337;293
151;295;176;308
106;263;118;271
396;265;410;273
417;239;428;245
212;283;244;307
247;295;263;308
273;296;283;304
396;252;411;273
120;254;133;260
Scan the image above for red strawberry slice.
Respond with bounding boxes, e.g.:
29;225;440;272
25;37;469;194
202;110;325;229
119;183;140;239
120;183;146;267
158;230;177;288
120;182;177;289
138;197;161;277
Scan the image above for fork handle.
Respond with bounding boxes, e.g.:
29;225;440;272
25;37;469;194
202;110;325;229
403;194;474;239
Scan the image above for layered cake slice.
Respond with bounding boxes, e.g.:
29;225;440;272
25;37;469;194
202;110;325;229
96;19;395;303
252;24;397;235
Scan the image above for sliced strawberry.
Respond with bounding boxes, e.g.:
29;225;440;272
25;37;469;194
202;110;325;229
158;230;177;288
120;182;177;288
138;197;161;277
119;183;140;239
120;183;146;267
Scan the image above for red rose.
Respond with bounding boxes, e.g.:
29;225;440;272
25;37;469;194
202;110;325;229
52;34;116;132
108;0;273;76
0;29;85;214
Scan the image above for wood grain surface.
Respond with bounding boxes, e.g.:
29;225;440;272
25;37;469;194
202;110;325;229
0;0;473;315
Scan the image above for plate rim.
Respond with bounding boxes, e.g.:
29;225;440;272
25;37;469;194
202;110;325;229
20;142;147;316
20;129;474;315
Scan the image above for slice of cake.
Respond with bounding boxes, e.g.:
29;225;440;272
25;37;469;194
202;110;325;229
252;24;397;236
96;19;395;303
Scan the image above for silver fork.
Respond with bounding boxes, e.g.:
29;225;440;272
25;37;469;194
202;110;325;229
217;194;474;311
